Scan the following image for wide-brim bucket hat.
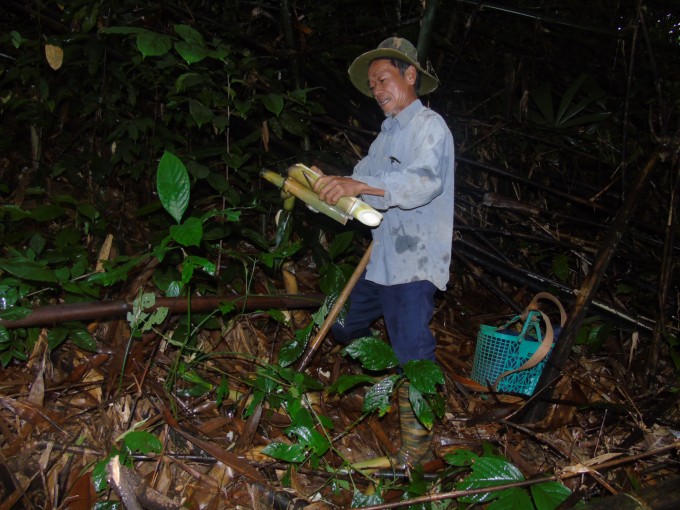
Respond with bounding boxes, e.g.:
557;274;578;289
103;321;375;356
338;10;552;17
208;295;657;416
348;37;439;98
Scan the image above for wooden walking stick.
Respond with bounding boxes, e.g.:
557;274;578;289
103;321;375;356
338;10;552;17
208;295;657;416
296;241;373;371
262;163;383;372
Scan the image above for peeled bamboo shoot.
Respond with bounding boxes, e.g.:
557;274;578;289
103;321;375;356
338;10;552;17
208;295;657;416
261;164;383;227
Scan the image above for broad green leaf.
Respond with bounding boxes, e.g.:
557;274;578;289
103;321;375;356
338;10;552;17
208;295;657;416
71;328;97;352
122;431;163;454
136;307;169;332
189;99;214;127
262;93;284;116
176;41;209;64
279;110;308;136
351;490;384;507
328;231;354;261
0;307;32;321
89;256;143;286
458;457;525;504
487;487;533;510
343;337;399;371
92;451;121;492
275;209;293;248
77;203;99;221
170;216;203;247
0;326;9;343
181;364;212;389
403;359;444;394
260;240;301;269
206;172;229;193
136;31;172;57
277;334;307;368
187;161;210;179
552;253;570;282
0;205;30;221
30;233;47;256
444;449;479;467
210;44;230;61
216;377;229;407
262;442;308;463
10;30;23;48
530;82;554;125
277;365;324;391
30;204;66;222
157;151;190;223
531;481;572;510
175;72;207;92
0;259;57;283
166;281;181;297
363;374;400;416
180;254;215;284
327;374;375;395
319;262;347;296
555;73;590;125
286;408;330;456
176;384;211;398
47;327;69;350
174;24;205;46
409;384;435;429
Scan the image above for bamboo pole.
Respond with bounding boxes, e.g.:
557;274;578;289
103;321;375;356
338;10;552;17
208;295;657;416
0;293;325;330
646;161;680;381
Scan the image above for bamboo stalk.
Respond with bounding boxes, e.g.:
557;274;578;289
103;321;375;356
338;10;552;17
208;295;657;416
523;150;660;423
262;169;351;224
262;165;383;227
0;293;325;330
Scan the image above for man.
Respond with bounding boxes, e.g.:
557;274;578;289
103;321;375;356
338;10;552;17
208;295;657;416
313;37;455;467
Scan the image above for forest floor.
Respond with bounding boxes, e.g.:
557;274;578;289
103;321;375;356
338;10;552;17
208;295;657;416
1;249;679;510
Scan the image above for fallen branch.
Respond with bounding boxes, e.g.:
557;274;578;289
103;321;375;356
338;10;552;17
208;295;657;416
107;455;182;510
0;293;325;330
353;441;680;510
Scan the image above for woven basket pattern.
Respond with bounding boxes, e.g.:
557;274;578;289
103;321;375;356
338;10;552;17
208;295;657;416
470;313;551;395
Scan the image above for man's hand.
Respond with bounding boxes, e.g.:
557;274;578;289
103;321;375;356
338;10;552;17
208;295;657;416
311;166;385;206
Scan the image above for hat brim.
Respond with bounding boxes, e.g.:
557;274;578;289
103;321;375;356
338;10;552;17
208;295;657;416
348;48;439;98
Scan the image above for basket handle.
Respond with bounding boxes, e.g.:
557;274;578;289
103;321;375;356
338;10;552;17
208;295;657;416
491;292;566;392
523;292;567;327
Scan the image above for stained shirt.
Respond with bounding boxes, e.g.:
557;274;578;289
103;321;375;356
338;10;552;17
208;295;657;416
352;99;455;291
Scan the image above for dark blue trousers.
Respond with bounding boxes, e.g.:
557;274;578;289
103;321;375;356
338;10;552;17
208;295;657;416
331;273;437;365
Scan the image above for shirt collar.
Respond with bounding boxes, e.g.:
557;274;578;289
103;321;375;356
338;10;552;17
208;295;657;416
381;99;423;131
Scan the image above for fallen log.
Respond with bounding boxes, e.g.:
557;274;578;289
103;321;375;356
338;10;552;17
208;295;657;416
0;293;325;330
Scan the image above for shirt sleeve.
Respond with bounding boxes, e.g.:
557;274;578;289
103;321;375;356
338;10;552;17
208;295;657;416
353;112;449;210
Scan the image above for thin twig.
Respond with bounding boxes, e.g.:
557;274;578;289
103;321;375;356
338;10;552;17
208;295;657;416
353;442;680;510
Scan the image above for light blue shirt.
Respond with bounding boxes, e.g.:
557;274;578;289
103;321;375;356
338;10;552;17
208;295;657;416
352;99;455;291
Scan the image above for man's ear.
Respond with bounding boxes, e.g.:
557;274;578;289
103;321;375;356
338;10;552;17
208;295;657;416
406;65;417;85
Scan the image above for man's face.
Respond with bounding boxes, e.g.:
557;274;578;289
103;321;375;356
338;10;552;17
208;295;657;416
367;59;417;117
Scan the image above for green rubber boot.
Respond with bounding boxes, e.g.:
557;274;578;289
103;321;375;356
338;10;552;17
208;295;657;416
394;382;434;467
352;382;433;472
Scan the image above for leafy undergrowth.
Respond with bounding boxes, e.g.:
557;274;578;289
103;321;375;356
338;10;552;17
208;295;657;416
1;151;678;510
1;271;679;509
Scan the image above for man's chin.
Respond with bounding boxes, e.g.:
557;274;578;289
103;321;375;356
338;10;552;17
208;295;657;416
380;106;396;118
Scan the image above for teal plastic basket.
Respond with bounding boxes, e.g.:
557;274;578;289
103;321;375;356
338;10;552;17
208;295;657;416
471;311;551;396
